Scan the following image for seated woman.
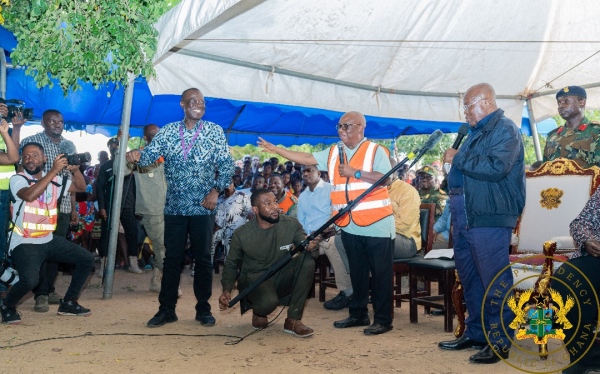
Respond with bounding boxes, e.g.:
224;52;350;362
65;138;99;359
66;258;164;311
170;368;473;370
552;187;600;374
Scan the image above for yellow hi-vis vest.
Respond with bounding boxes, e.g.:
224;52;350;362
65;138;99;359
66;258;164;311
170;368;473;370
0;137;16;190
327;141;392;227
11;173;59;238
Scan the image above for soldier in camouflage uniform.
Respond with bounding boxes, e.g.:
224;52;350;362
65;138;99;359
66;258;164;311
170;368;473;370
543;85;600;168
416;165;447;220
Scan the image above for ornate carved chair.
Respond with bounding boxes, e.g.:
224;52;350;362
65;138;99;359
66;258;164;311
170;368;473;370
509;159;600;358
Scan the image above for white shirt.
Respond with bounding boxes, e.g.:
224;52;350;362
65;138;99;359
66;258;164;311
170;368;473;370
8;172;71;252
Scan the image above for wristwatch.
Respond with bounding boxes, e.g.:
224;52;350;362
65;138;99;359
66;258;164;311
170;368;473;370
213;185;223;193
354;170;362;179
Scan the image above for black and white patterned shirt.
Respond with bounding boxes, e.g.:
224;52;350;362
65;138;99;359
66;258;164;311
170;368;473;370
570;187;600;258
20;132;72;214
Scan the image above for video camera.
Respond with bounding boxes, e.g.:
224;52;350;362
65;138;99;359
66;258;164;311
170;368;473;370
59;140;92;166
0;260;19;287
64;153;92;166
0;99;34;121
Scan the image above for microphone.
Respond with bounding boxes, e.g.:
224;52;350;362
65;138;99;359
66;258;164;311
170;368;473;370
444;125;469;174
337;141;346;165
451;124;469;149
419;129;443;155
59;139;77;155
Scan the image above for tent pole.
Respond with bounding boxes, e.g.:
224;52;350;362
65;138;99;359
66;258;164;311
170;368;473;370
0;48;6;99
225;104;246;143
103;74;135;299
526;99;543;161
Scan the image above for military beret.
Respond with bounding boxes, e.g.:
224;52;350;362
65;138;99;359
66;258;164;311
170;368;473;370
556;86;587;100
417;165;437;178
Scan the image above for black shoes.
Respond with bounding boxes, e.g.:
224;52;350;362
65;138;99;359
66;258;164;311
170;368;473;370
363;322;392;335
323;291;351;310
333;316;370;328
1;305;21;325
438;335;487;351
469;345;509;364
195;312;216;326
147;308;178;327
57;299;91;316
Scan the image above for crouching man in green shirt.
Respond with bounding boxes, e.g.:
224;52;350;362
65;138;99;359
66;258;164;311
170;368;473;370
218;188;319;338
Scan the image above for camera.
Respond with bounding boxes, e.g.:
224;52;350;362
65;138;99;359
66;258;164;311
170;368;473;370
0;261;19;287
0;99;34;121
64;152;92;166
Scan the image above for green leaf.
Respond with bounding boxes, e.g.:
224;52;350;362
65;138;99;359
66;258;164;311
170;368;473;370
2;0;181;92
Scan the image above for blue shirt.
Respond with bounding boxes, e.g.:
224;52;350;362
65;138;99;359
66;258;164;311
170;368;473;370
138;120;234;216
297;179;333;234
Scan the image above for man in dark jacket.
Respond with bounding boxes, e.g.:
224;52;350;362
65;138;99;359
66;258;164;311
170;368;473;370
96;137;140;274
438;83;525;364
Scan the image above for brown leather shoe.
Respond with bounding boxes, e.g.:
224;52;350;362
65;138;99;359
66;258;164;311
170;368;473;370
252;313;268;330
283;318;314;338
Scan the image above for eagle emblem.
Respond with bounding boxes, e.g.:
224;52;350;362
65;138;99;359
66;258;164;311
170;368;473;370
540;188;563;210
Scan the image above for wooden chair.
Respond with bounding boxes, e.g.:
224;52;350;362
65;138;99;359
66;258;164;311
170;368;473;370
392;203;435;307
509;159;600;358
317;254;336;302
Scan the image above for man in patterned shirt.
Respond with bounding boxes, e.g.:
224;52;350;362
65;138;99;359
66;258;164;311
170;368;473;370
17;109;77;313
127;88;235;328
543;86;600;168
212;177;253;261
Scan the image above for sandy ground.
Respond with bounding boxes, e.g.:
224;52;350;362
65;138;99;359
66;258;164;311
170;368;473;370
0;267;574;374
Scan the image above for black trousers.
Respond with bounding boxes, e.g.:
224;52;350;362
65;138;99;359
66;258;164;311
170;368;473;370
34;212;70;297
158;214;214;315
342;231;394;326
552;255;600;364
99;205;138;258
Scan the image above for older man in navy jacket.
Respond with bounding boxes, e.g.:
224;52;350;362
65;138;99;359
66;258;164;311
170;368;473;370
438;83;525;365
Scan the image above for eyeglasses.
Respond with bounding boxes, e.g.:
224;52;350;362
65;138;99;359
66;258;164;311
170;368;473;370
463;98;484;111
336;123;360;131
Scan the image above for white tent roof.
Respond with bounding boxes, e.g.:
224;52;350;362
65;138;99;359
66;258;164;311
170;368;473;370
149;0;600;127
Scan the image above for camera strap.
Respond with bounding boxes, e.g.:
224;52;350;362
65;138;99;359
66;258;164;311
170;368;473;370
56;175;68;208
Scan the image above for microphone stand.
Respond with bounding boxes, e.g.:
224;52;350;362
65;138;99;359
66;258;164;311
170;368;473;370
228;145;433;308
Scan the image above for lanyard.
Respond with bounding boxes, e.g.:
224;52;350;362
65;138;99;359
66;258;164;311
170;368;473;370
179;120;203;160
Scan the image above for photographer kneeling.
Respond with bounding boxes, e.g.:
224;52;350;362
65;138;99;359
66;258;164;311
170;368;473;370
1;142;94;324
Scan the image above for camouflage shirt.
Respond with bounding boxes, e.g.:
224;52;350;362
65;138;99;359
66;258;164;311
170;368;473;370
543;117;600;168
419;188;448;220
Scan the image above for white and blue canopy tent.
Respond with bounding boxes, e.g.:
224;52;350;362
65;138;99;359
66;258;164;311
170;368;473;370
6;0;590;147
149;0;600;154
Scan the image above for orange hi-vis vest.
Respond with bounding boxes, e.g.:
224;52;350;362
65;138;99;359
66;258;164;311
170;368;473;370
328;141;392;227
12;173;59;239
278;190;296;215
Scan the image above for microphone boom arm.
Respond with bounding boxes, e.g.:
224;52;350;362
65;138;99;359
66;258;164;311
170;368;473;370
228;140;437;308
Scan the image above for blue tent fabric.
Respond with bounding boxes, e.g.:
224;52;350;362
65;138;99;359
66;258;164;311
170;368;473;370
5;66;469;145
1;25;554;146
